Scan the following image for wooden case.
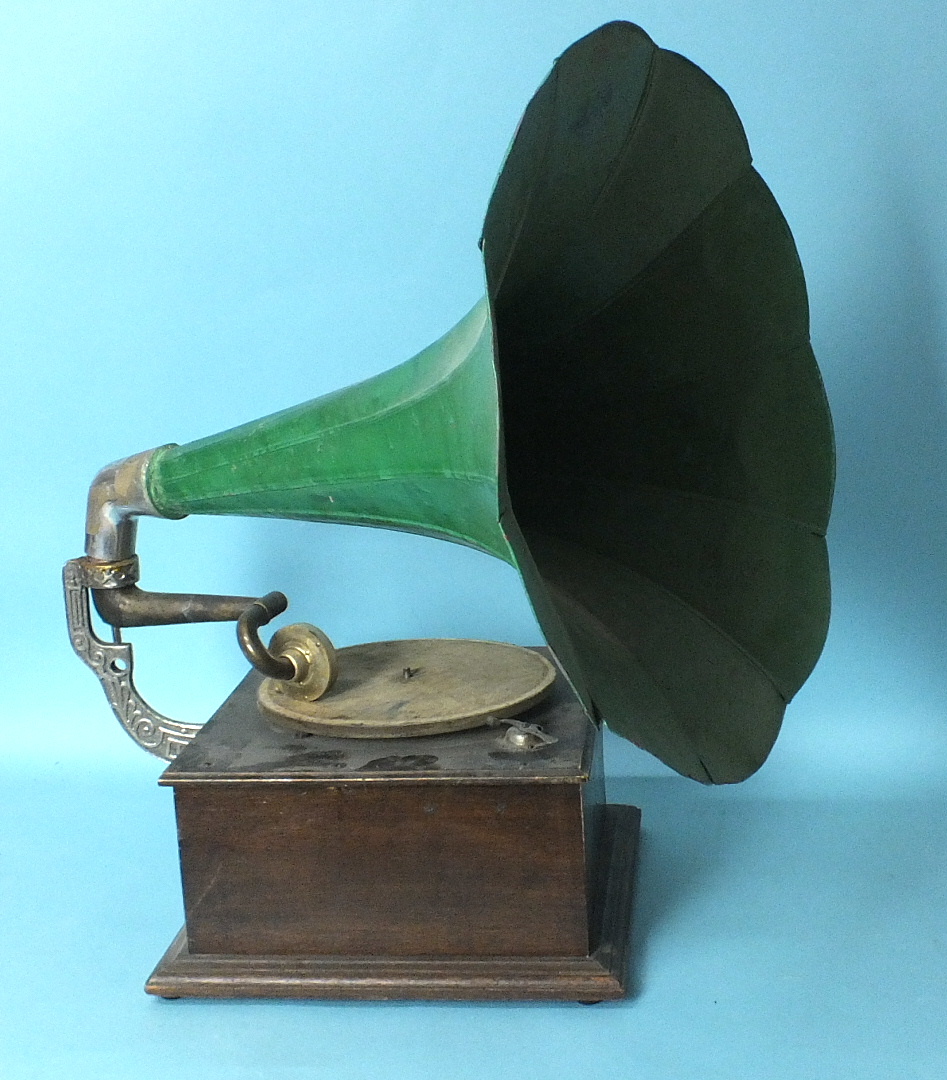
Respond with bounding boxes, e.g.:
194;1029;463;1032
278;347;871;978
147;657;640;1001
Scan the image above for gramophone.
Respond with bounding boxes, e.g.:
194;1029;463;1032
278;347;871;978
64;22;834;1001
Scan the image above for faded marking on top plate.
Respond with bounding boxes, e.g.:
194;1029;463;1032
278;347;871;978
257;638;556;738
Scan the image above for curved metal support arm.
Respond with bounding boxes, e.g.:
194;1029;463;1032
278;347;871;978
71;448;303;757
71;446;302;758
237;592;295;679
64;559;202;761
65;557;290;760
93;584;257;628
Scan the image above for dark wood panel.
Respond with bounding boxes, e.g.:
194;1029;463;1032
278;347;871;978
149;804;640;1001
176;781;591;957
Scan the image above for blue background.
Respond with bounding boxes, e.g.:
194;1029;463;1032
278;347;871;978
2;2;946;1077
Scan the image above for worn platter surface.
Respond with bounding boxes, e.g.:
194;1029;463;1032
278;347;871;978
258;638;556;737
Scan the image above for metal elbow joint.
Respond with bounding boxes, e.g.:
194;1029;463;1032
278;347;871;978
83;445;170;570
65;444;300;760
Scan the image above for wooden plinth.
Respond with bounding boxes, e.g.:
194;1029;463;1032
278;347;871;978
147;657;640;1002
147;804;638;1001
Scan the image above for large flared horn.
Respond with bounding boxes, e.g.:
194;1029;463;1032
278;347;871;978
66;22;833;782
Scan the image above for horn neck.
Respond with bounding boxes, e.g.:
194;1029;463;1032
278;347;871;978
145;298;515;566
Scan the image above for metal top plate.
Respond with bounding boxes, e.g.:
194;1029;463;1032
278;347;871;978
161;650;597;785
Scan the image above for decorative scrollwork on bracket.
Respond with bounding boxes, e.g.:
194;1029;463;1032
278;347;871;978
63;560;202;760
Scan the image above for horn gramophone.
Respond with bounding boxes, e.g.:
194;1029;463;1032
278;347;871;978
64;22;834;1001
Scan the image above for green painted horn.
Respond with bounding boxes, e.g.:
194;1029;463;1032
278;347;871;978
141;21;833;784
147;298;514;565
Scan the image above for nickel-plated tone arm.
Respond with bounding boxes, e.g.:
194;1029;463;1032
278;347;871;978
92;583;257;628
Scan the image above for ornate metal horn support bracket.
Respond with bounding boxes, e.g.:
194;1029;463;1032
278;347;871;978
64;558;204;760
63;555;288;760
65;446;284;760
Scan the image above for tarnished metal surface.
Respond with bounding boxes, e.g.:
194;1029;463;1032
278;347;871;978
236;592;295;679
92;584;257;628
497;718;559;751
262;622;338;701
257;638;556;738
83;446;171;564
71;554;141;590
160;655;592;784
63;559;201;760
